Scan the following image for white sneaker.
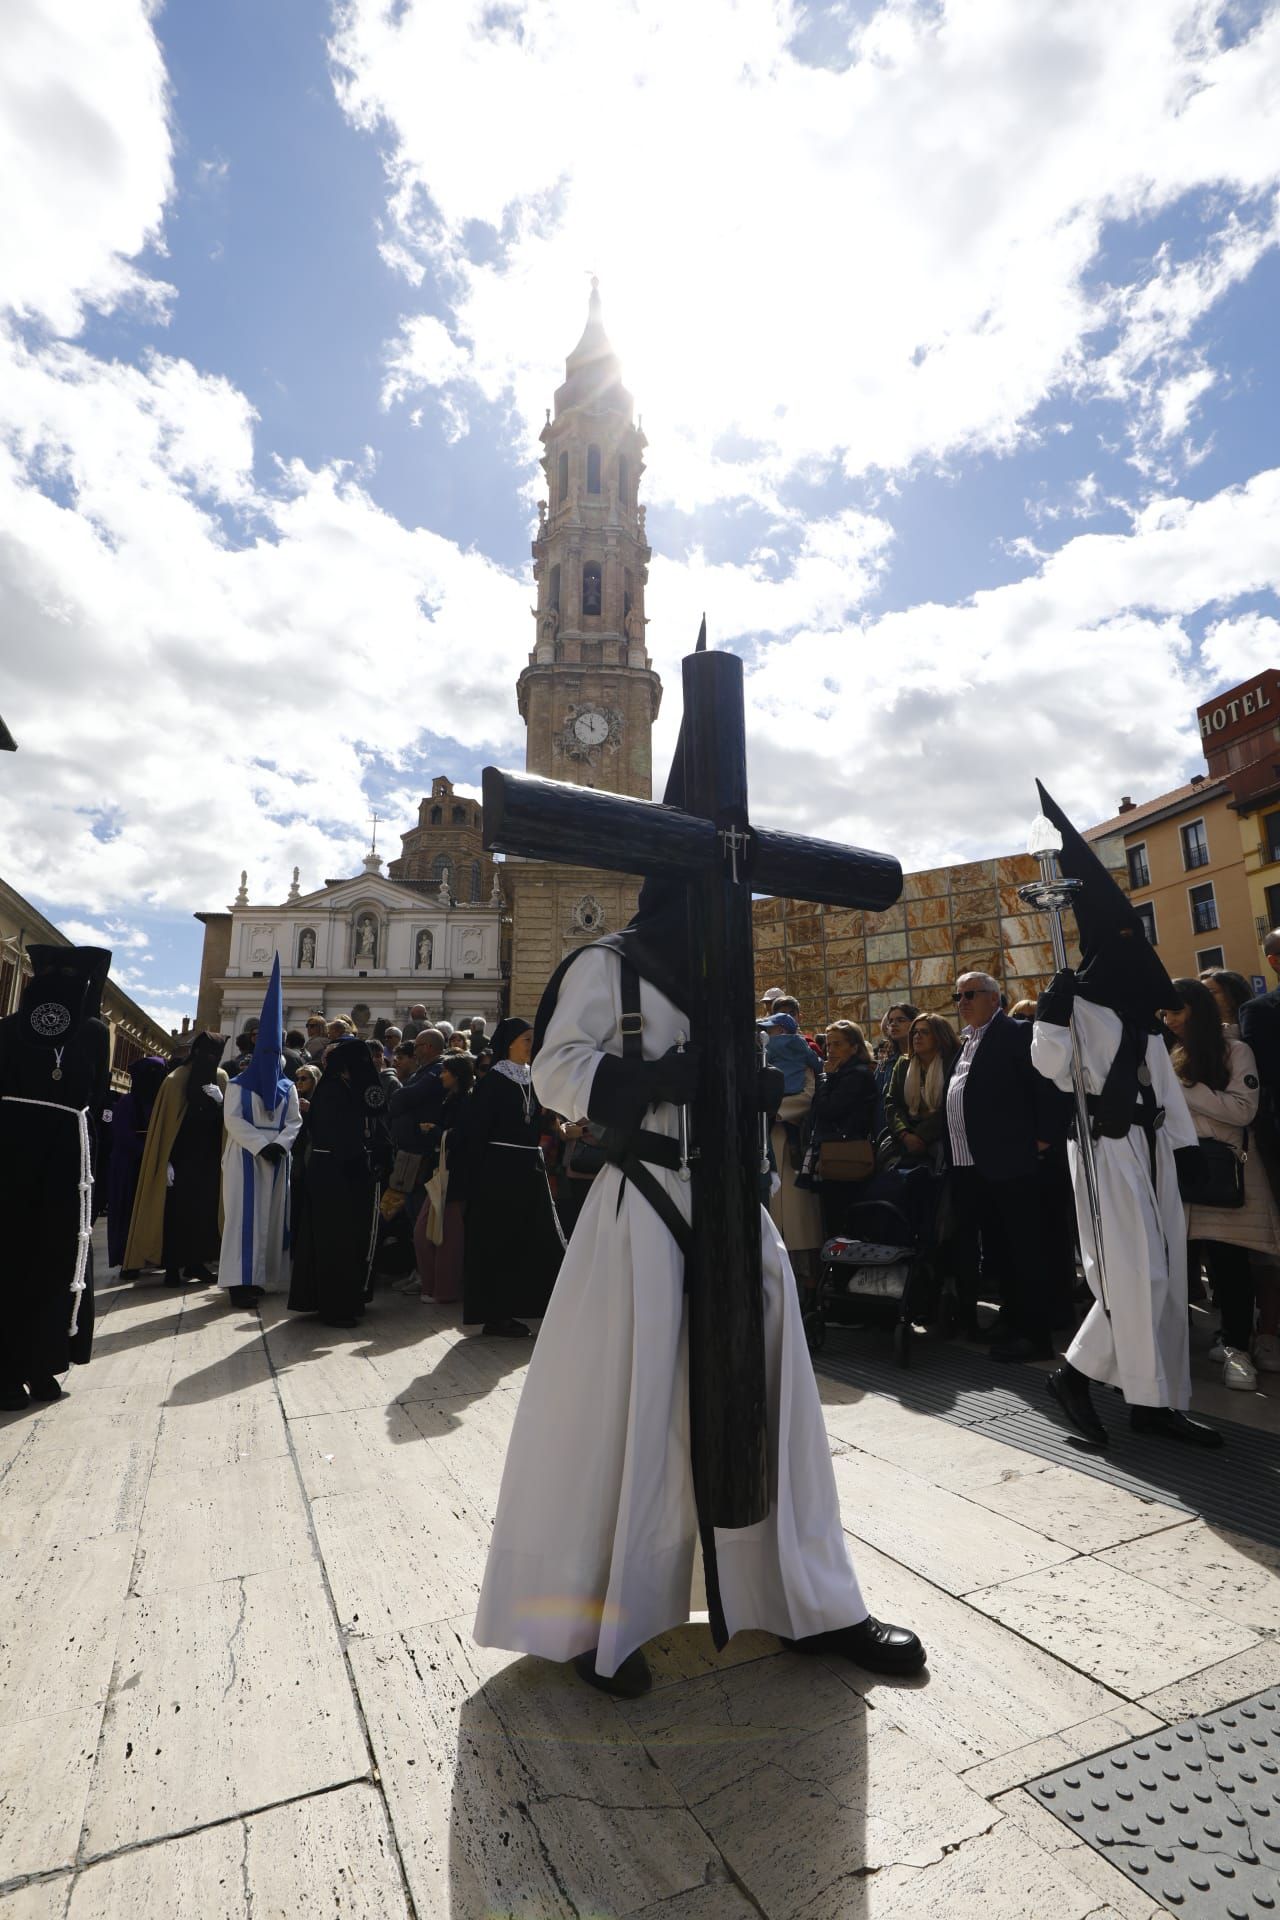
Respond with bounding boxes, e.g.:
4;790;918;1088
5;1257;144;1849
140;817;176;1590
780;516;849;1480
1222;1347;1258;1391
1251;1333;1280;1372
1208;1339;1227;1363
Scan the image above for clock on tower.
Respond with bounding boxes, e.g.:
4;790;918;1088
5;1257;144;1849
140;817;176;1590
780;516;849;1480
505;281;663;1016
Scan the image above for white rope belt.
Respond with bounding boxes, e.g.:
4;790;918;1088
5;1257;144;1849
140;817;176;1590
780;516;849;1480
2;1096;92;1334
490;1142;542;1152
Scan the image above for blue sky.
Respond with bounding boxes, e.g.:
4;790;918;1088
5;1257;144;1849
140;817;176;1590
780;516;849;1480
2;0;1279;1029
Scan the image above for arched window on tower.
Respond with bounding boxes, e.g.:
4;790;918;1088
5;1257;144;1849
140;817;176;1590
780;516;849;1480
430;806;442;825
431;852;452;883
452;805;466;824
582;561;602;617
617;455;629;505
586;445;601;494
549;562;560;610
557;450;569;506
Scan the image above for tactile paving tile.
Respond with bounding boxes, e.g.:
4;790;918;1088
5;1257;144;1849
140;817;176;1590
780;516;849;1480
1027;1690;1280;1916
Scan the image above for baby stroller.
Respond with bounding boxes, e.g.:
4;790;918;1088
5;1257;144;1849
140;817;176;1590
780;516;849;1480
802;1166;951;1367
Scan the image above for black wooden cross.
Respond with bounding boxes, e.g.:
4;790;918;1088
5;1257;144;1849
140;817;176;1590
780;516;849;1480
483;639;901;1535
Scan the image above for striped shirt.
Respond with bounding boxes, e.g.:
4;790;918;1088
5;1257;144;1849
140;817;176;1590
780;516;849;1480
946;1013;997;1167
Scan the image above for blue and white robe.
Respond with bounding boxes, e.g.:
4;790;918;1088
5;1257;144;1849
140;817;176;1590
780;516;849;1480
218;1080;303;1292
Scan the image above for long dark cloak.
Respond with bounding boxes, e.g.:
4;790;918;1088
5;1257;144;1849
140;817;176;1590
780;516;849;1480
288;1039;391;1320
461;1069;564;1325
0;1010;109;1380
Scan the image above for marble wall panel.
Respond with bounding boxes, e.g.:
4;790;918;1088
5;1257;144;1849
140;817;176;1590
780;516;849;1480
949;860;998;891
901;869;951;900
824;935;866;965
1000;915;1047;948
867;960;911;993
785;939;823;970
905;895;950;928
824;908;863;938
828;965;867;998
866;931;908;963
1006;941;1057;976
863;903;907;934
953;918;1001;952
916;987;960;1015
957;949;1002;981
753;921;784;951
997;854;1039;885
906;925;954;958
909;956;954;989
755;897;784;925
784;908;824;943
952;886;998;917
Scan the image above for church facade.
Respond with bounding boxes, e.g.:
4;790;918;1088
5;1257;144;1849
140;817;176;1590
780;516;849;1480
503;281;663;1017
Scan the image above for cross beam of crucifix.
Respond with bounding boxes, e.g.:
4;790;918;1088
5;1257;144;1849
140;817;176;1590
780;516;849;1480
482;643;901;1541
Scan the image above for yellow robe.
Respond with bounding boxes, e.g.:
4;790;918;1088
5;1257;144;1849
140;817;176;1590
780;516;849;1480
123;1066;228;1270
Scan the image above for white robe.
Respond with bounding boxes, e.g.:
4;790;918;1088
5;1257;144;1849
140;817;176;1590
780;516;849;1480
1031;1001;1197;1409
218;1083;303;1293
473;945;866;1679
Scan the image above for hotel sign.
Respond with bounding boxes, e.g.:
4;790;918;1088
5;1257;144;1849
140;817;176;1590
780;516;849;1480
1197;671;1280;751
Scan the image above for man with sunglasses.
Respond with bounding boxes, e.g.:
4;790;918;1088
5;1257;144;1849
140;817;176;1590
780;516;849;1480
945;971;1071;1359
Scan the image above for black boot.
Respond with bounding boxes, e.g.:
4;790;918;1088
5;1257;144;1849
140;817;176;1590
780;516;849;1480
119;1267;141;1279
0;1383;29;1412
27;1376;63;1401
163;1268;184;1287
184;1264;214;1285
1047;1364;1108;1448
1129;1405;1224;1448
572;1647;652;1699
782;1616;927;1677
482;1318;531;1338
227;1285;262;1307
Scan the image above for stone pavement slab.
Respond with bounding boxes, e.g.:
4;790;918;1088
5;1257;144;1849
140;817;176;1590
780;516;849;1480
0;1534;135;1727
966;1556;1261;1696
1097;1516;1280;1632
0;1708;102;1883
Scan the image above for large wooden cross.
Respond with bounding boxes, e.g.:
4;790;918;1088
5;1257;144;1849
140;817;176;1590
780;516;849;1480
483;642;901;1536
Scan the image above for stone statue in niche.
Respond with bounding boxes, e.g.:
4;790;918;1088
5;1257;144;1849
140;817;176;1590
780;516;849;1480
416;930;433;969
298;929;316;969
354;914;378;966
624;604;648;647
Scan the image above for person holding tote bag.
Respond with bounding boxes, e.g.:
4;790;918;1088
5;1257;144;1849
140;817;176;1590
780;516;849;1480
1163;977;1280;1392
799;1019;877;1238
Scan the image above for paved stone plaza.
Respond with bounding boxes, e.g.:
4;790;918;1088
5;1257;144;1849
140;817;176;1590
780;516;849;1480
2;1233;1279;1920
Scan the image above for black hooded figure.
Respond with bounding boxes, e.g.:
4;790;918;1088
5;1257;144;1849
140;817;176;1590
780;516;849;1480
473;624;924;1700
288;1035;392;1327
460;1015;565;1336
1031;782;1222;1449
0;945;111;1408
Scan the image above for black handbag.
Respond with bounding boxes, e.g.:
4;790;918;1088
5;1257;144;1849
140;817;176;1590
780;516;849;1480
1184;1134;1247;1209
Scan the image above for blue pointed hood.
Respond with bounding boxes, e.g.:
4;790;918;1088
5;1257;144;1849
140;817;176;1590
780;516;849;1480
237;953;288;1109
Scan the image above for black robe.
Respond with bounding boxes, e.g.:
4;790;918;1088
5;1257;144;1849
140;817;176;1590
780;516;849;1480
163;1092;224;1269
0;1010;109;1383
289;1084;391;1321
462;1068;564;1325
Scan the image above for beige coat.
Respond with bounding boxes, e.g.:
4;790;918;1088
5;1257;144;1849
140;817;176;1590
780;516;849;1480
1182;1035;1280;1257
768;1072;824;1254
124;1065;228;1269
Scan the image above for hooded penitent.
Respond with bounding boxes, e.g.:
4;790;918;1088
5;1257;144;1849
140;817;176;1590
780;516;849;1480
235;955;290;1119
19;945;111;1056
1035;780;1179;1029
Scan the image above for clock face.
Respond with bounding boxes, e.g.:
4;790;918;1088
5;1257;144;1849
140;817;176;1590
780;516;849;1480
573;708;610;747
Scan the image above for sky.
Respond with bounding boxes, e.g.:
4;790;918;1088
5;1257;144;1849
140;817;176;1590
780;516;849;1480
2;0;1280;1030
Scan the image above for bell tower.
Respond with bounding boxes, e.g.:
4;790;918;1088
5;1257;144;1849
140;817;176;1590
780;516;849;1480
505;281;663;1015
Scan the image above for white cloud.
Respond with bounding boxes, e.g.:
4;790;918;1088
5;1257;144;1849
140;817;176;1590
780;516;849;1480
334;0;1280;506
0;0;173;334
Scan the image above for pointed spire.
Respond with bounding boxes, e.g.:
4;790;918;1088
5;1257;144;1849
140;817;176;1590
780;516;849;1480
697;614;707;652
566;275;610;370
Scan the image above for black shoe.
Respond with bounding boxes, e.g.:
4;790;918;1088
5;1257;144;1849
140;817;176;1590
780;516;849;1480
991;1335;1055;1364
1047;1366;1108;1448
163;1268;185;1287
1129;1406;1224;1449
27;1376;63;1401
119;1267;141;1279
0;1384;29;1412
482;1318;531;1338
320;1315;360;1329
783;1616;927;1677
228;1286;261;1307
572;1648;652;1698
183;1264;214;1285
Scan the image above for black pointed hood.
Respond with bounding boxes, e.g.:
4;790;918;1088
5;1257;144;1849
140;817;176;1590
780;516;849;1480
20;945;112;1047
1035;780;1180;1023
533;620;705;1048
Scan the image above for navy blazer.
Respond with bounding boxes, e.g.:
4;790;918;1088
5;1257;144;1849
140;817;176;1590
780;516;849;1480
943;1009;1070;1181
1240;984;1280;1124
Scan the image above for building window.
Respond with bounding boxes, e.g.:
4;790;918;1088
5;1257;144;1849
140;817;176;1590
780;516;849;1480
1196;946;1225;971
549;562;560;610
1181;819;1210;870
1135;901;1158;945
1266;881;1280;931
557;450;569;506
1265;811;1280;864
430;806;442;825
1127;843;1150;890
431;852;452;886
617;455;629;504
452;805;466;824
582;560;602;616
1189;881;1218;934
586;445;601;494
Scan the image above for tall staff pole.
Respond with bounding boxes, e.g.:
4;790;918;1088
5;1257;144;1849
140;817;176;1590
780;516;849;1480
1018;828;1112;1321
